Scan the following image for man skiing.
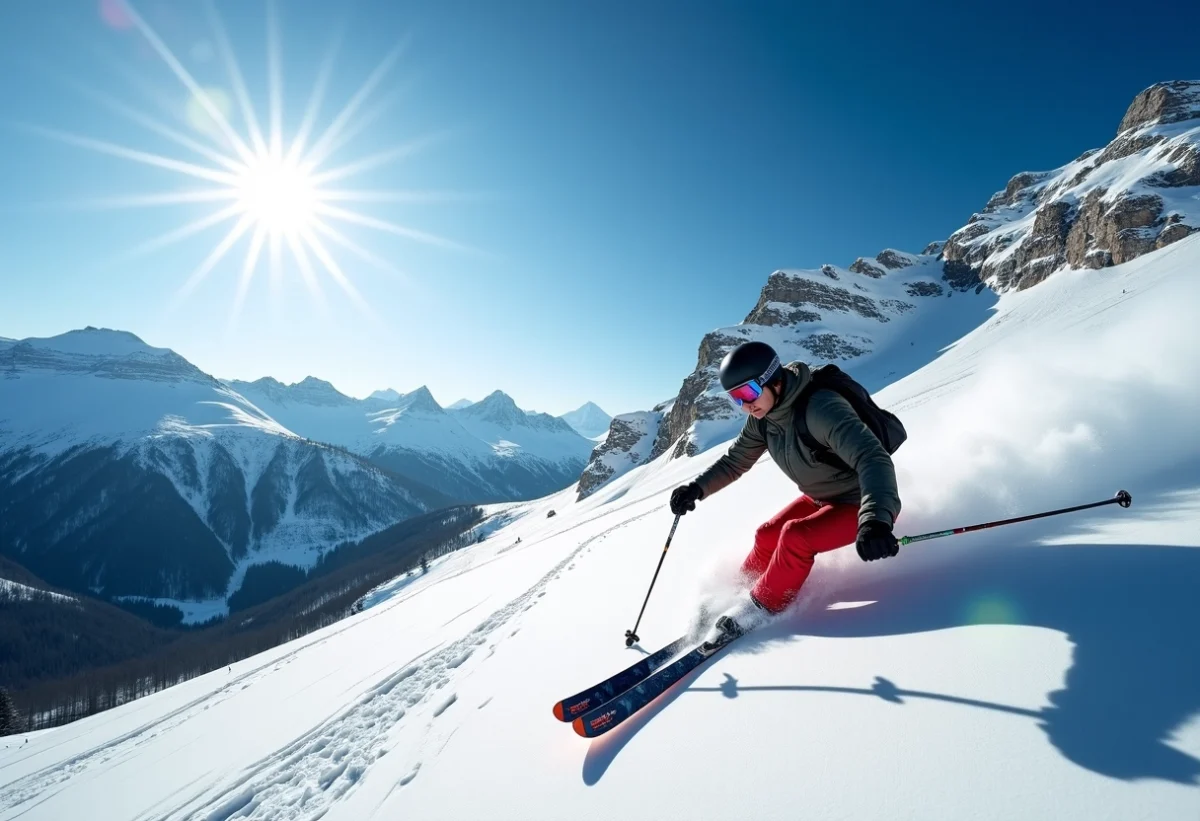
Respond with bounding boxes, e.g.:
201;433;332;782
669;340;903;642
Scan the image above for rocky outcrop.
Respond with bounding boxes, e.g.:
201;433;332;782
943;80;1200;291
1118;80;1200;133
576;408;666;499
647;332;742;463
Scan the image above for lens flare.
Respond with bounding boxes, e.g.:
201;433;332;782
963;594;1022;625
39;0;481;326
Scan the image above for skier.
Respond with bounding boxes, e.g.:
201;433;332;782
669;340;903;642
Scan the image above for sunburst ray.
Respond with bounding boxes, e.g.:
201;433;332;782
301;231;375;319
313;202;477;254
230;224;268;324
115;0;255;163
173;213;256;304
311;218;411;284
309;132;447;186
301;38;410;169
22;124;239;186
28;1;476;322
203;0;268;156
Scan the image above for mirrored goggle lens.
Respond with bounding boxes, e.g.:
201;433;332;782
727;381;762;405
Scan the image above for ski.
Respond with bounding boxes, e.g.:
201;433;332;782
572;629;739;738
552;635;689;722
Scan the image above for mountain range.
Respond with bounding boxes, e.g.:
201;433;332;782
0;332;598;618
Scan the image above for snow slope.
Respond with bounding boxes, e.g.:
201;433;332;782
1;237;1198;819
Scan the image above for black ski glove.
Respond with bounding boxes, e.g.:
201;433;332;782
856;520;899;562
669;482;703;516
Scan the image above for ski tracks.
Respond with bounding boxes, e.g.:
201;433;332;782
0;643;326;819
155;508;655;821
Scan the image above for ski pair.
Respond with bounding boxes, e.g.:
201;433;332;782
552;620;741;738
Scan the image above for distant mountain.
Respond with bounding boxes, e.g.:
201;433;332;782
227;382;595;505
0;328;443;617
559;401;612;439
447;398;474;410
369;388;402;402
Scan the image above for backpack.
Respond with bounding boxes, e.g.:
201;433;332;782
792;364;907;471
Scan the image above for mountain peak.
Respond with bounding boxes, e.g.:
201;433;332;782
25;327;163;358
1118;80;1200;135
479;390;518;408
559;401;613;439
369;388;402;402
399;385;443;414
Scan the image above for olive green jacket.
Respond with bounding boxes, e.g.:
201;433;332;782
693;361;902;528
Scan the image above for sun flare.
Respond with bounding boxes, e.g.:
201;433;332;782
235;151;317;236
35;0;473;324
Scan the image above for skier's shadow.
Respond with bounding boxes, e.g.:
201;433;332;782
581;541;1200;786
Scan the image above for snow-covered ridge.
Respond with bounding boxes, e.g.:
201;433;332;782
943;80;1200;291
577;247;994;498
0;577;77;604
0;331;449;607
1;326;208;383
229;377;593;503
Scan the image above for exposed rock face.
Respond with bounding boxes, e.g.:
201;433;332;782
575;247;992;496
1118;80;1200;133
943;80;1200;291
648;332;742;463
575;408;667;500
746;272;888;322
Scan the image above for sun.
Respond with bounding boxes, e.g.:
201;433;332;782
235;151;317;236
30;0;475;323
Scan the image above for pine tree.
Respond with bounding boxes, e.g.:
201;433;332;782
0;687;16;736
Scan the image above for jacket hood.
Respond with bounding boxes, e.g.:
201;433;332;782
763;360;812;428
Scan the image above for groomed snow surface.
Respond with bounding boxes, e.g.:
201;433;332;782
2;237;1199;820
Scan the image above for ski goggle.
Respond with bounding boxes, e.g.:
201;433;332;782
727;379;764;406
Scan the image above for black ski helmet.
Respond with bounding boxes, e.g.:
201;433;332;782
718;341;781;391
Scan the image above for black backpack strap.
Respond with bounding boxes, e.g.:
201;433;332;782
793;385;852;472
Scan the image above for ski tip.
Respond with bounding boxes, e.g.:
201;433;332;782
572;716;588;737
553;702;565;722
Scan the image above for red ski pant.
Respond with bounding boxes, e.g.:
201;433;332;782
742;495;860;614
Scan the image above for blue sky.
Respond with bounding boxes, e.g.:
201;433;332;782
1;0;1196;417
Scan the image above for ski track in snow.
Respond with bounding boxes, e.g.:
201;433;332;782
0;639;333;816
150;508;653;821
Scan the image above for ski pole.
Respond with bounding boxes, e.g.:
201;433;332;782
899;489;1132;546
625;514;682;647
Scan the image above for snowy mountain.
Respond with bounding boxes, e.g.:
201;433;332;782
577;79;1200;500
4;229;1195;820
226;381;594;504
559;401;613;439
0;328;444;618
447;398;474;410
577;250;994;499
944;80;1200;291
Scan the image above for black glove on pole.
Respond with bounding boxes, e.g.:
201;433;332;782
670;482;702;516
625;513;682;647
857;520;899;562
